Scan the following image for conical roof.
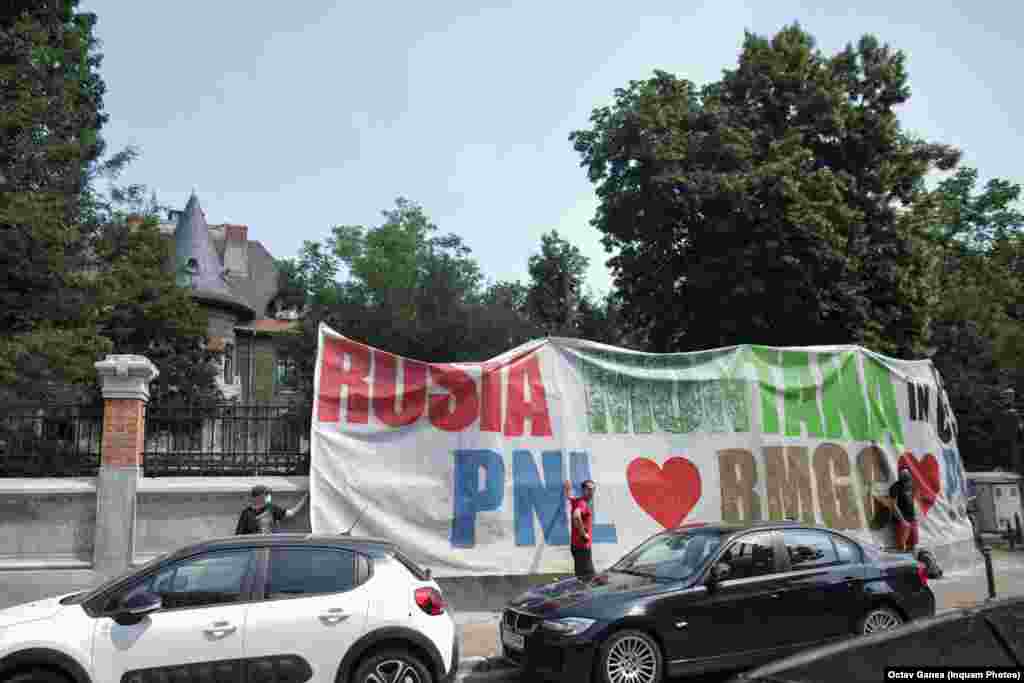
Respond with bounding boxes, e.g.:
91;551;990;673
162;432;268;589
173;193;253;316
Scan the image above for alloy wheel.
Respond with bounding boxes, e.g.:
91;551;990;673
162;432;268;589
862;608;903;634
364;659;423;683
605;634;658;683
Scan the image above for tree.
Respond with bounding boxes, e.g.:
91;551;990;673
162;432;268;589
525;230;590;336
926;167;1024;468
0;0;125;400
89;211;222;406
275;239;342;313
571;24;959;355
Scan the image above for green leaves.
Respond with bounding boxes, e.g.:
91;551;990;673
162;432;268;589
572;23;957;355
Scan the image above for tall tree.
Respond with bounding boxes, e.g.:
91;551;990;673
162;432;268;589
525;230;589;336
89;209;222;407
571;24;959;354
0;0;118;399
926;168;1024;468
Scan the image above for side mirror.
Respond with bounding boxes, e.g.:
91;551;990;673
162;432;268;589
112;591;162;626
707;562;732;587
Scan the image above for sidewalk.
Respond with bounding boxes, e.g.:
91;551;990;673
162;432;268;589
455;550;1024;662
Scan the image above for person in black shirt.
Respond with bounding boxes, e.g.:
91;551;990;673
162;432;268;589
236;485;309;535
889;465;918;551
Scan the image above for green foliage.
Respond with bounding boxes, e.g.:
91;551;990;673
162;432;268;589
525;230;590;335
89;213;222;406
571;24;958;355
328;198;484;324
0;1;114;401
925;167;1024;468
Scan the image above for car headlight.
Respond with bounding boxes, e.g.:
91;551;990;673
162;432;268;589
540;617;596;636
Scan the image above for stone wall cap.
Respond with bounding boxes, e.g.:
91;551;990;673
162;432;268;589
95;355;160;379
0;478;97;495
138;476;309;494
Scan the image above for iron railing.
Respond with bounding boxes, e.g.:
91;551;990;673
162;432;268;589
0;404;103;477
142;403;312;476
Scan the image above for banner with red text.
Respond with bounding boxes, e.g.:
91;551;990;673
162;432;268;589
309;323;974;576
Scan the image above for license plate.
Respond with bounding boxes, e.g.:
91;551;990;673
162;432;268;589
502;629;525;650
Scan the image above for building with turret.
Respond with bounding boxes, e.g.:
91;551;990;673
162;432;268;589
157;193;301;404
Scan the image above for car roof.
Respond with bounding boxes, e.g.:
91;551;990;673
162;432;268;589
169;534;401;559
664;520;843;536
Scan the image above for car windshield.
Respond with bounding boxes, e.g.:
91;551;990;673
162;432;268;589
73;551;173;603
610;529;726;582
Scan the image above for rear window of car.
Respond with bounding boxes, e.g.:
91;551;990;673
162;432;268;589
391;549;430;580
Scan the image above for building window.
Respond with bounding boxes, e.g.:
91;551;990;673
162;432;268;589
224;343;235;383
275;354;299;390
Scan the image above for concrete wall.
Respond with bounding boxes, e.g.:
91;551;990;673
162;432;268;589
0;476;985;614
0;480;95;568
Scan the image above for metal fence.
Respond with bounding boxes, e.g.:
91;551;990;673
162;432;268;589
142;403;312;477
0;404;103;477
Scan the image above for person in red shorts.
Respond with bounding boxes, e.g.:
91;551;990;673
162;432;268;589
890;465;919;551
563;479;596;581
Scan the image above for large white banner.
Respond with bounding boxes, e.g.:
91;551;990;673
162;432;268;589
310;323;975;576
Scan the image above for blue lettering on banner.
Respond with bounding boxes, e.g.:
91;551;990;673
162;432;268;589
570;451;619;544
451;449;505;548
513;450;570;546
942;448;965;499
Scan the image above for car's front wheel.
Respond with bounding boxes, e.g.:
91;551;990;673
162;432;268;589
857;605;905;635
6;670;71;683
596;630;663;683
353;649;433;683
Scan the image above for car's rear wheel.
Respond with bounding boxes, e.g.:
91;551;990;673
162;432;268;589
353;649;433;683
596;630;663;683
858;606;904;635
6;670;71;683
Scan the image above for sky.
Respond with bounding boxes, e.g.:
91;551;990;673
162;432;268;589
81;0;1023;296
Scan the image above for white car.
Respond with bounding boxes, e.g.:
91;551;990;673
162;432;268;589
0;535;459;683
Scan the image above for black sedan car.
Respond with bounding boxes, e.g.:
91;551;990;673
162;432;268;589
499;521;935;683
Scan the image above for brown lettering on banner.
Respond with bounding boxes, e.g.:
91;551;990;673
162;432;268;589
856;446;890;530
372;352;427;427
718;449;762;523
764;446;815;523
813;443;862;530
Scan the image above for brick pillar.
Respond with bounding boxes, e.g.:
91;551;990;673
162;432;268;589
93;354;159;577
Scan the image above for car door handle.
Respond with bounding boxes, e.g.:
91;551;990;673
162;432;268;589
319;608;349;624
769;593;782;599
203;621;237;638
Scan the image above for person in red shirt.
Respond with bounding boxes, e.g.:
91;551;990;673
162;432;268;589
563;479;596;581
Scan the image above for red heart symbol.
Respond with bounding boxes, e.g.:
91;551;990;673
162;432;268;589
898;452;941;517
627;457;702;529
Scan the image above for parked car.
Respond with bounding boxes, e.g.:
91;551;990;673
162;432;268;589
0;534;458;683
499;521;934;683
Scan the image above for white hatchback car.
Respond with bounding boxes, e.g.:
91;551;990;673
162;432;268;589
0;535;458;683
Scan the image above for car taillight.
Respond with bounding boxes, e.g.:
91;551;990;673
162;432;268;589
415;587;446;616
917;563;929;586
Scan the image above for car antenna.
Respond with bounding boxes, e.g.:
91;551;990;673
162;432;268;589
341;501;370;537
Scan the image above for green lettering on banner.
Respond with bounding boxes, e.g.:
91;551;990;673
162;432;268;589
820;352;871;441
629;356;655;434
782;351;824;438
651;369;683;433
720;349;752;433
600;353;632;434
574;354;608;434
863;356;905;447
750;347;781;434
